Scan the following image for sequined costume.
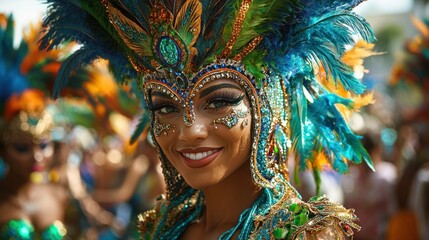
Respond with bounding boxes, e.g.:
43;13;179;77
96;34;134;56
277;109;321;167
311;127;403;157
0;220;66;240
40;0;376;239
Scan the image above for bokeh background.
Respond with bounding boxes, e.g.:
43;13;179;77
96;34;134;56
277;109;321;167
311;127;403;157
1;0;428;240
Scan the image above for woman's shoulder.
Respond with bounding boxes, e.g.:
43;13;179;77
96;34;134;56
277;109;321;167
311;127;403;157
251;195;360;239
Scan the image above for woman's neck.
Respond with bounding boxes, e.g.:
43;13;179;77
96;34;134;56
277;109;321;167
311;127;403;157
199;163;261;232
0;174;31;195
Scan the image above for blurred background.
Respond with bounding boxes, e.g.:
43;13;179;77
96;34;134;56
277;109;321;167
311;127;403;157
0;0;428;239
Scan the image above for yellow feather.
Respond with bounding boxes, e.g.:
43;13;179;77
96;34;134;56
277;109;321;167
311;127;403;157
411;15;429;38
106;2;152;57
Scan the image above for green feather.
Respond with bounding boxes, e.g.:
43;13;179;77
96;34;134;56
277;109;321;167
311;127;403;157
217;0;241;55
232;0;300;55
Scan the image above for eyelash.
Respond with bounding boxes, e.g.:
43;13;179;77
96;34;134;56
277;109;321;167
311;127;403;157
205;92;245;109
149;101;179;114
149;92;244;113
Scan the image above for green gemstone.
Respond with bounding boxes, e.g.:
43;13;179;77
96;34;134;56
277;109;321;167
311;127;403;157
274;144;279;154
294;212;309;226
158;37;180;66
273;228;288;239
290;203;302;213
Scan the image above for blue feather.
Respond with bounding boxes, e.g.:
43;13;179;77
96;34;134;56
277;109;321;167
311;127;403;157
0;14;29;107
290;12;375;94
41;0;138;96
299;0;365;21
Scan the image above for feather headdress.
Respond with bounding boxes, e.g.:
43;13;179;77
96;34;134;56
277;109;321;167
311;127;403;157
0;13;72;142
40;2;377;238
41;0;375;189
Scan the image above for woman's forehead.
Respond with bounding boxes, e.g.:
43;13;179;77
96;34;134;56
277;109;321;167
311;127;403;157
150;78;244;99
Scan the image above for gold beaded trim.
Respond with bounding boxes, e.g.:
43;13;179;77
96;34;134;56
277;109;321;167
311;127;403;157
219;0;253;59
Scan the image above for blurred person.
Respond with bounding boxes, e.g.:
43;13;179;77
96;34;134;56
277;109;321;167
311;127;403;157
59;60;165;239
386;16;429;240
0;14;69;239
341;133;397;240
386;125;422;240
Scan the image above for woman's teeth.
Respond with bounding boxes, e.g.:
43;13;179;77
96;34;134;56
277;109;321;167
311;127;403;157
183;150;215;160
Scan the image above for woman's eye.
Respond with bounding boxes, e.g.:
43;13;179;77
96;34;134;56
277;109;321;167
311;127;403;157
206;95;244;109
159;105;178;114
206;101;230;109
40;142;48;149
12;143;31;154
149;99;179;115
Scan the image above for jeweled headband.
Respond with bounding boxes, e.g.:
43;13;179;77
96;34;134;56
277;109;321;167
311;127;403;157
0;109;54;144
41;0;376;195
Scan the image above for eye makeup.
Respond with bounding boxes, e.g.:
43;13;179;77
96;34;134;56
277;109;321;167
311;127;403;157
149;91;180;115
205;92;245;110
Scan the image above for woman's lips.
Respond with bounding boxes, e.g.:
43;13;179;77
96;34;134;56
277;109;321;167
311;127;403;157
179;148;222;168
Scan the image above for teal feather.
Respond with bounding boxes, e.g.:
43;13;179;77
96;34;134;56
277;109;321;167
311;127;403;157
289;73;317;171
130;113;150;144
194;0;235;67
51;48;97;98
291;11;375;94
113;0;152;31
129;81;151;144
308;94;374;173
41;0;137;98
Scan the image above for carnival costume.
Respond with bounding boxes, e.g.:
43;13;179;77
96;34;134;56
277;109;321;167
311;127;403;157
0;14;67;239
40;0;376;239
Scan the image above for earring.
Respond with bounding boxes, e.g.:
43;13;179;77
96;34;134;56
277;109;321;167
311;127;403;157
0;156;7;179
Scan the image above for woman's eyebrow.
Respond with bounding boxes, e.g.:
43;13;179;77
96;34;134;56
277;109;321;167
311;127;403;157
199;83;241;98
151;91;172;99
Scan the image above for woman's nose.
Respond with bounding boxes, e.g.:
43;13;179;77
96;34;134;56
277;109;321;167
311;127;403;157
32;144;53;163
177;115;209;142
34;150;44;162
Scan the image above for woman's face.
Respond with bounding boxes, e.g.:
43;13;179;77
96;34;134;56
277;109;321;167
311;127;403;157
149;79;252;189
1;135;54;180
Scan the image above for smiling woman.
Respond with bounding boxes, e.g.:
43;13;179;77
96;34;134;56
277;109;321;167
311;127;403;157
40;0;377;239
149;78;252;190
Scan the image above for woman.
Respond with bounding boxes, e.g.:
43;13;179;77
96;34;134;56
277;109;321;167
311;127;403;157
40;0;376;239
0;14;67;239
